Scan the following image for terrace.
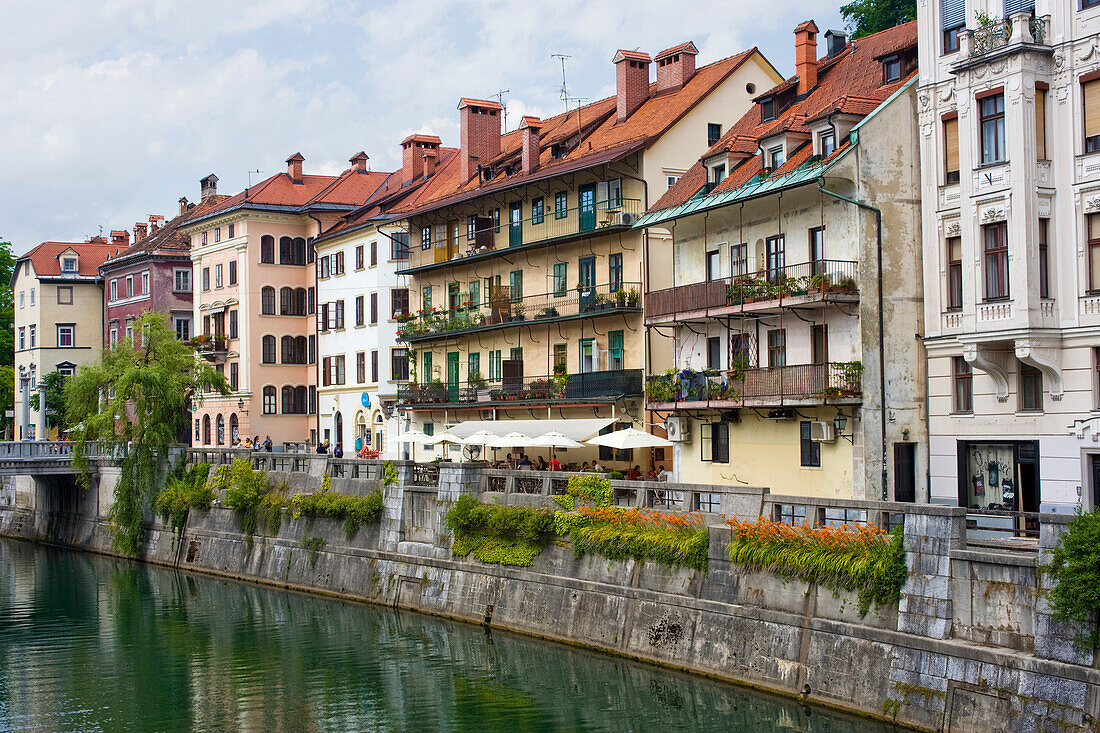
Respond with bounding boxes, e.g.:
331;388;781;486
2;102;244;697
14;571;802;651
645;260;859;325
645;362;863;409
398;281;641;344
397;368;643;408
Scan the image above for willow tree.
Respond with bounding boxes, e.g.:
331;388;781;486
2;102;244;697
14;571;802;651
66;312;229;556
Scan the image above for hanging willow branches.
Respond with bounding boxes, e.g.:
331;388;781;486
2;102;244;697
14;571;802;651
65;312;229;556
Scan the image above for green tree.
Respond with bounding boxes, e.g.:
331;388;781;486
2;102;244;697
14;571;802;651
66;312;229;556
0;241;15;368
840;0;917;39
31;370;68;435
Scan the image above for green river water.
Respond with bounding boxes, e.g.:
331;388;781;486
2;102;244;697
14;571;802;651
0;539;903;732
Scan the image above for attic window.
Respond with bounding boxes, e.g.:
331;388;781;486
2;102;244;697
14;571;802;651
760;98;775;122
61;258;77;273
883;55;902;84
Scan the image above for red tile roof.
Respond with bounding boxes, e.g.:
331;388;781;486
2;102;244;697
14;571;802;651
388;47;766;220
20;239;116;279
101;195;232;270
656;41;699;60
650;21;917;214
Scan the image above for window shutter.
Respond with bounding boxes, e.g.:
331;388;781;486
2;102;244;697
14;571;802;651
1003;0;1033;14
1035;89;1046;159
1085;80;1100;140
943;117;960;175
941;0;965;29
699;421;712;462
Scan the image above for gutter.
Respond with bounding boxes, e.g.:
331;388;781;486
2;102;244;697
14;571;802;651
817;177;888;501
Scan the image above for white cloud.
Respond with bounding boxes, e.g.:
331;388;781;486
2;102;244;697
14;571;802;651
0;0;844;251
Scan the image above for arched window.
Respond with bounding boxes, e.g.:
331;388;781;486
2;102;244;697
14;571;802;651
262;386;277;414
295;386;307;413
282;385;306;414
262;335;276;363
230;414;239;443
261;235;275;264
261;286;275;314
202;414;211;445
295;336;307;362
295;288;307;315
280;287;293;315
216;414;225;445
279;236;298;265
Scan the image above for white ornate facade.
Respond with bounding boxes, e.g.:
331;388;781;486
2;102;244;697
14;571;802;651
918;0;1100;512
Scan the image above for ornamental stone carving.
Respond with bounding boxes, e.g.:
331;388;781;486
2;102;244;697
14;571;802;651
1085;196;1100;213
945;222;962;237
981;208;1006;223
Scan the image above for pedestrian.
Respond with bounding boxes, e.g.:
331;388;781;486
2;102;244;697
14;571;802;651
263;436;273;452
334;444;343;459
316;440;329;455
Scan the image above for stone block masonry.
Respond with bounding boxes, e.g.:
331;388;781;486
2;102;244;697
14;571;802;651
3;455;1098;732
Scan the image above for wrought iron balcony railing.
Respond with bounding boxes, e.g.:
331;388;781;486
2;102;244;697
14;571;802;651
645;362;863;407
190;335;229;361
645;260;858;321
399;198;644;273
967;13;1049;58
398;281;641;343
398;368;643;407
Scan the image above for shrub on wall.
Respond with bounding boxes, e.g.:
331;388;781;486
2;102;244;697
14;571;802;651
565;506;709;571
567;474;611;507
1048;510;1100;648
223;459;288;540
291;490;383;539
725;517;906;615
444;494;555;566
153;462;214;534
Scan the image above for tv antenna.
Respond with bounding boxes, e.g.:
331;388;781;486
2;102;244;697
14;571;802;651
247;169;263;187
489;88;511;149
552;53;587;135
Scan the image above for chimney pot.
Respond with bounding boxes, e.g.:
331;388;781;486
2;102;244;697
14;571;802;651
459;98;503;183
824;29;848;58
613;50;652;123
200;174;218;201
401;134;443;185
179;197;190;216
286;152;305;183
654;42;699;93
350;151;369;173
794;20;820;96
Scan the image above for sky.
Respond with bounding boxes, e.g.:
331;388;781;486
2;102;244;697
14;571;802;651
0;0;845;254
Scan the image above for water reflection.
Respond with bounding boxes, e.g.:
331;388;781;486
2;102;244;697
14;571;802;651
0;540;899;732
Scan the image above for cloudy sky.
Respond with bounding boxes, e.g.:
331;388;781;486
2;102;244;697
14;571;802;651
0;0;845;253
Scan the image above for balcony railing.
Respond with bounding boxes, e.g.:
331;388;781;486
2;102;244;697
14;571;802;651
190;335;229;361
398;281;641;343
963;13;1050;60
398;368;643;407
645;260;858;321
645;362;863;407
400;198;644;273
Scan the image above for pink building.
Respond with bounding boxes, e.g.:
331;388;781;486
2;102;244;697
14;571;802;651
180;154;390;448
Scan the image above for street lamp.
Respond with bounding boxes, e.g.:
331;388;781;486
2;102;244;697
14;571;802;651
833;410;854;444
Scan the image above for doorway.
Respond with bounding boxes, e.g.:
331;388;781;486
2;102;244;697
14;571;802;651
334;412;343;450
893;443;916;503
579;184;597;231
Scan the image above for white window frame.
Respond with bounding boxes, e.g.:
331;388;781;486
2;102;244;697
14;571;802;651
174;269;191;292
57;324;74;348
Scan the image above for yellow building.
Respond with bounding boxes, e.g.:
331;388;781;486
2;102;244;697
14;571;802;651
389;42;781;465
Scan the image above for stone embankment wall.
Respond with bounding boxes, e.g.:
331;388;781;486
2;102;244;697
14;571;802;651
1;455;1097;732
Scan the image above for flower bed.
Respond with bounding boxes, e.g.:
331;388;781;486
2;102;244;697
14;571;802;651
444;494;556;566
563;506;709;570
725;517;906;614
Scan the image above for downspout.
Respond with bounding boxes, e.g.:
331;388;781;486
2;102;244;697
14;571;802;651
816;178;888;501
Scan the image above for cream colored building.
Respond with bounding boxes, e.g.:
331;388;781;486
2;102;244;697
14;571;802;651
918;0;1100;513
388;42;780;464
12;237;117;440
638;22;927;500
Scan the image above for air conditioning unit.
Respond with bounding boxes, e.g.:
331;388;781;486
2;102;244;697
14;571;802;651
612;211;639;227
666;415;691;443
810;421;836;443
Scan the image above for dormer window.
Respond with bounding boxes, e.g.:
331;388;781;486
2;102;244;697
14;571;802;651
711;164;726;184
61;257;76;273
760;98;776;122
819;131;836;157
768;146;785;170
882;55;901;84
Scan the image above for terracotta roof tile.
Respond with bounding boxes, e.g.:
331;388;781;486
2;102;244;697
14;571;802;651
101;195;231;269
656;41;699;60
21;239;115;279
650;21;917;214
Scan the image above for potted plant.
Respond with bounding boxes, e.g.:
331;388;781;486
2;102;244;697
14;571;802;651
615;288;627;306
833;277;858;294
426;379;447;403
838;361;863;395
645;375;674;404
808;273;831;294
513;304;526;322
627;286;640;308
789;276;808;297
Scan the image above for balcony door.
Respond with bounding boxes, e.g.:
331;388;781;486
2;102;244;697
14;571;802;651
579;184;597;232
766;235;785;282
447;352;459;402
509;201;523;247
579;256;596;310
579;338;596;373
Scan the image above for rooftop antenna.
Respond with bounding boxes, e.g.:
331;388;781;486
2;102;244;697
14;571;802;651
489;88;511;149
247;169;263;187
552;53;587;137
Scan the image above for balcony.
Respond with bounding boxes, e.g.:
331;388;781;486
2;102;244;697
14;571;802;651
645;260;858;325
952;13;1050;72
399;198;644;275
398;281;641;344
397;368;643;408
645;362;863;409
190;335;228;362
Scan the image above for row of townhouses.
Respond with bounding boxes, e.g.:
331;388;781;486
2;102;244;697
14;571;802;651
12;1;1100;518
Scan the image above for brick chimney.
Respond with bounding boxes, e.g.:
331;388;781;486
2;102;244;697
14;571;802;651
459;98;503;183
613;50;652;123
110;230;130;246
286;152;304;183
422;145;439;179
400;134;443;185
350;151;369;173
654;42;698;93
200;174;218;201
520;116;543;176
794;20;820;96
178;197;190;216
149;214;165;235
134;222;148;241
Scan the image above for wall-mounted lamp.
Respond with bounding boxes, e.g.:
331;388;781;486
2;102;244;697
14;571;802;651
833;410;854;443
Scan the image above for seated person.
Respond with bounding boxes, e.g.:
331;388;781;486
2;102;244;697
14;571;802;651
548;456;562;472
518;454;533;467
626;465;642;481
657;465;670;481
646;466;659;479
535;456;548;471
580;461;591;472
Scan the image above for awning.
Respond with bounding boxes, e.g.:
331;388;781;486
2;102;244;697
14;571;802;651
444;418;618;443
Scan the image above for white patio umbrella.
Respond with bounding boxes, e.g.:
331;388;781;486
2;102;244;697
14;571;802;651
585;427;673;450
530;430;586;467
458;429;499;462
427;431;464;462
395;429;435;462
489;431;534;448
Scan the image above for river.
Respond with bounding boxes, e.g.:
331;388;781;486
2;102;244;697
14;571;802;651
0;539;903;732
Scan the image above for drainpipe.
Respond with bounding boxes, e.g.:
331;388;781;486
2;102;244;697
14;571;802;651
816;180;888;501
